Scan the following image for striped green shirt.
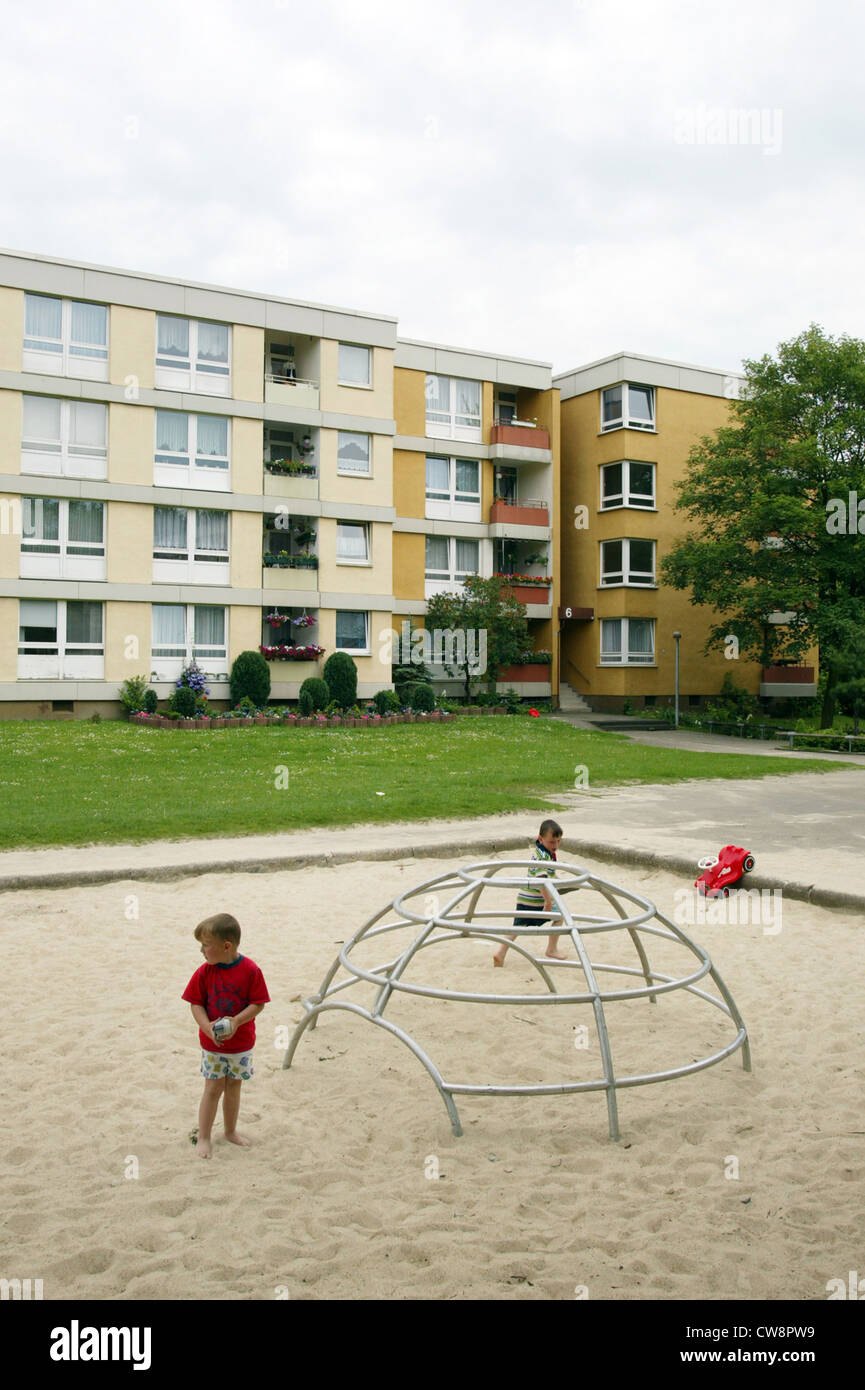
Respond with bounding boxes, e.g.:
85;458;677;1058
516;840;556;911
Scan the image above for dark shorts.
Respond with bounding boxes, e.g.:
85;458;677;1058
513;913;553;929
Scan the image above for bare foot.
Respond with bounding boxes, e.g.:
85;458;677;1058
197;1137;213;1159
224;1131;251;1147
493;954;505;967
545;950;567;960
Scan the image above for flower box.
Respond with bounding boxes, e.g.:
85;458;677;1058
498;664;550;682
502;584;551;605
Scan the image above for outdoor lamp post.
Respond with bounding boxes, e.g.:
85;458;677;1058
673;631;682;728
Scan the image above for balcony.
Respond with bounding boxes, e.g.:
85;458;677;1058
490;421;551;463
265;373;320;411
489;499;549;529
263;459;319;502
760;665;817;698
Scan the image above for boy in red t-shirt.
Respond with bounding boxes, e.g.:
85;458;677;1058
182;913;270;1159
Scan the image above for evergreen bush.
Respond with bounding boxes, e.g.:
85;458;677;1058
299;676;329;712
229;650;271;708
323;651;358;707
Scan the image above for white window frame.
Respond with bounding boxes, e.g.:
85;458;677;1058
18;598;104;678
335;610;370;653
600;460;656;510
600;383;655;433
425;455;481;521
600;617;655;666
338;343;372;388
20;497;106;580
600;538;656;587
153;507;230;584
495;388;518;426
23;294;109;381
337;431;372;476
21;395;108;479
425;374;482;442
154;411;230;491
150;604;228;681
336;521;370;565
424;535;480;595
155;316;231;396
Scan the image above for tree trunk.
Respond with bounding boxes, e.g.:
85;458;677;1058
820;660;836;729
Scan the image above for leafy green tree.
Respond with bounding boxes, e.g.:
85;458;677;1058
424;574;530;701
661;325;865;726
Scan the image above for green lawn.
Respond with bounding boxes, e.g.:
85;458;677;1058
0;717;858;851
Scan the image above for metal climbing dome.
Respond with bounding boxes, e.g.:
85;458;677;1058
283;858;751;1139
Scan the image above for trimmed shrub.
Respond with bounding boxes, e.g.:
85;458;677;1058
229;650;271;709
298;689;313;717
299;676;329;712
143;688;158;714
119;675;150;715
373;688;401;715
323;651;358;707
410;683;435;712
170;685;198;717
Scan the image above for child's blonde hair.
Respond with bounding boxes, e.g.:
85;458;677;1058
194;913;241;945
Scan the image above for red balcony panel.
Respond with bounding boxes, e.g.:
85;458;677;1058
489;500;549;526
490;424;550;450
761;666;815;683
503;583;551;604
498;664;551;682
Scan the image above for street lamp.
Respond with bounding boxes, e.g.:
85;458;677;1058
673;631;682;728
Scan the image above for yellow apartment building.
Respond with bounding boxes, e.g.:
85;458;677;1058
554;353;818;712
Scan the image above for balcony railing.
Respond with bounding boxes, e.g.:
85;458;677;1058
490;422;550;451
489;498;549;526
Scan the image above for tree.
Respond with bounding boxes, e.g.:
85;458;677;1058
424;574;531;701
660;325;865;726
832;620;865;734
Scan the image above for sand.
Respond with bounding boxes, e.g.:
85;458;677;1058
3;849;864;1302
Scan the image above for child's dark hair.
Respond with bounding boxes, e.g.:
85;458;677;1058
194;913;241;945
539;819;563;838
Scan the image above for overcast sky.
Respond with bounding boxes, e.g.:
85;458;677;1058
1;0;862;376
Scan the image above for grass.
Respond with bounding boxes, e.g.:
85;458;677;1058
0;716;859;851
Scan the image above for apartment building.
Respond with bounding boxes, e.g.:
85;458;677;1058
0;249;400;715
392;340;559;699
555;353;818;712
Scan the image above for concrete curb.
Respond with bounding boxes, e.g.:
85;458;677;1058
1;831;863;915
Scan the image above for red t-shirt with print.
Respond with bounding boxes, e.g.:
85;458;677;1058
182;955;270;1053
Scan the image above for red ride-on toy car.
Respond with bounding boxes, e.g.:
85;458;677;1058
695;845;755;897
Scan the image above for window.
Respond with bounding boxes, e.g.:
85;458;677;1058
20;498;105;579
425;375;482;442
336;522;370;563
600;461;655;509
600;618;655;665
21;395;107;479
601;383;655;432
151;604;227;679
495;388;518;425
18;598;104;678
338;343;371;387
153;507;229;582
155;316;230;395
335;610;369;651
425;455;481;520
23;294;108;380
600;538;655;586
154;411;230;490
425;536;479;594
337;432;371;475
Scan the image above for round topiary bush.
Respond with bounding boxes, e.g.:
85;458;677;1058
373;688;401;715
170;685;198;717
230;650;271;709
323;651;358;708
143;688;158;714
411;683;436;712
299;676;329;712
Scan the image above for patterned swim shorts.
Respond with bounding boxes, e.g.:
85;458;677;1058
201;1049;255;1080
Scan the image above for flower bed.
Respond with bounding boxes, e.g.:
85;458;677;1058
129;707;525;731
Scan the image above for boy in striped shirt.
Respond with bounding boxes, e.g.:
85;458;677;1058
493;819;565;966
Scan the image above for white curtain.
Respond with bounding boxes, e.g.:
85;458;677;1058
337;523;368;559
66;601;103;645
425;536;449;574
23;394;61;443
455;539;478;575
197;322;229;364
68;501;104;544
25;294;62;340
195;510;228;552
426;456;450;495
338;344;370;385
338;432;370;472
455;459;479;497
455;379;480;424
154;507;188;549
628;620;654;657
426;374;450;415
156;411;188;455
23;497;59;541
19;598;57;642
70;401;107;451
196;415;228;460
194;606;225;648
157;316;189;359
601;619;622;657
152;605;186;651
70;302;107;347
336;611;366;648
